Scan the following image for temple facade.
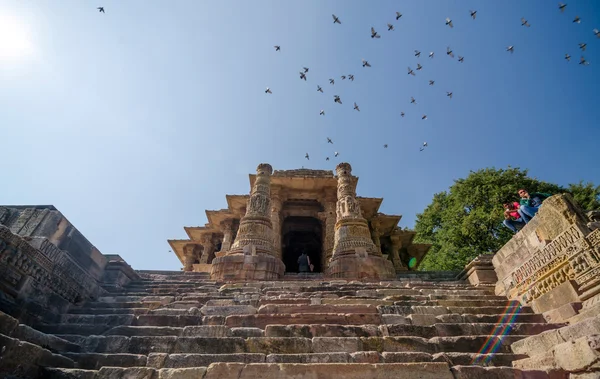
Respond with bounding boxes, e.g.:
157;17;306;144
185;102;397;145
168;163;431;280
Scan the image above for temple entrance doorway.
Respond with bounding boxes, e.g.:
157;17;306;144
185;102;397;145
281;216;322;273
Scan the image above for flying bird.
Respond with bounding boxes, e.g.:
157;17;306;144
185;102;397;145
329;78;335;85
370;27;381;38
332;14;341;24
341;75;346;80
299;72;307;81
507;45;514;53
422;115;427;120
470;10;477;19
414;50;421;58
334;95;342;104
559;3;567;12
521;18;531;27
348;74;354;81
423;142;428;147
429;52;434;58
396;12;402;20
420;147;425;152
317;85;323;93
429;80;435;85
579;43;587;51
579;56;589;65
274;45;280;51
400;112;405;117
565;54;571;61
416;63;423;71
573;16;581;24
407;67;415;76
447;47;454;58
265;87;272;94
594;29;600;38
326;157;330;161
303;67;309;73
353;102;360;111
410;96;416;104
447;91;453;99
362;59;371;67
334;152;339;157
458;56;464;62
319;110;325;116
305;153;310;160
97;7;105;13
327;138;333;144
445;18;453;28
384;144;388;148
387;23;394;31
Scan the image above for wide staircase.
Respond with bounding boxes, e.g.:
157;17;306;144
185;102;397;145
14;272;569;378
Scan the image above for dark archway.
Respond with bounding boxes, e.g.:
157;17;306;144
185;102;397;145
281;216;322;273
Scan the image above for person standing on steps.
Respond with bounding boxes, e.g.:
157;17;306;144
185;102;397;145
298;250;312;273
517;188;552;223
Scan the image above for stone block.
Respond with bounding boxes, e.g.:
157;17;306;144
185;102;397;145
157;367;208;379
230;327;264;338
0;311;19;335
543;302;583;323
408;314;438;326
245;337;312;354
312;337;362;353
97;367;157;379
382;352;433;363
181;326;230;337
532;281;581;314
553;335;600;372
173;337;246;354
382;314;410;325
62;353;147;370
265;353;349;363
201;305;257;316
350;351;381;363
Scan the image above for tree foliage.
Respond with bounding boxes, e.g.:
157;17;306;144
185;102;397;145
415;167;599;271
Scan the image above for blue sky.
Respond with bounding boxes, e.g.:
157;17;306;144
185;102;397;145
2;0;599;270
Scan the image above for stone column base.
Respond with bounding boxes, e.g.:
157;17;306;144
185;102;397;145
326;253;396;279
210;253;285;281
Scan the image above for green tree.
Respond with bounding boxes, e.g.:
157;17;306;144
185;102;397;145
415;167;567;271
566;181;600;211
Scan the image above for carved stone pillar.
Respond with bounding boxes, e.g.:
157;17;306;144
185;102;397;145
390;235;407;273
199;234;214;264
370;219;382;255
211;164;284;280
327;163;395;279
270;187;283;259
318;196;337;269
183;244;196;272
219;220;234;253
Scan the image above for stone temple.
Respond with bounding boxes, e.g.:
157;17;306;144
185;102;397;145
1;163;600;378
168;163;430;280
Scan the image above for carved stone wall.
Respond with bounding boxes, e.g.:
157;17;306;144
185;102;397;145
493;194;600;313
0;225;106;323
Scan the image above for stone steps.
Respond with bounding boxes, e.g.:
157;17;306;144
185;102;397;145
30;276;565;378
41;362;560;379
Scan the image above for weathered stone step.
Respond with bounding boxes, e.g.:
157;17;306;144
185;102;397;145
62;353;147;370
59;314;135;325
10;324;81;353
67;307;149;315
81;301;153;309
432;352;529;367
147;352;266;368
450;365;558;379
257;304;379;314
85;362;456;378
103;325;234;337
65;334;528;356
133;314;204;327
41;367;98;379
225;313;382;329
436;313;546;324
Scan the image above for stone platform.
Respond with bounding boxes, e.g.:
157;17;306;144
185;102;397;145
0;271;573;378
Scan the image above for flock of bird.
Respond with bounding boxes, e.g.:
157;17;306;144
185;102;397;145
94;4;597;164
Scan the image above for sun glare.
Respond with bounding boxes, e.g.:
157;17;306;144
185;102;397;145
0;13;34;60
